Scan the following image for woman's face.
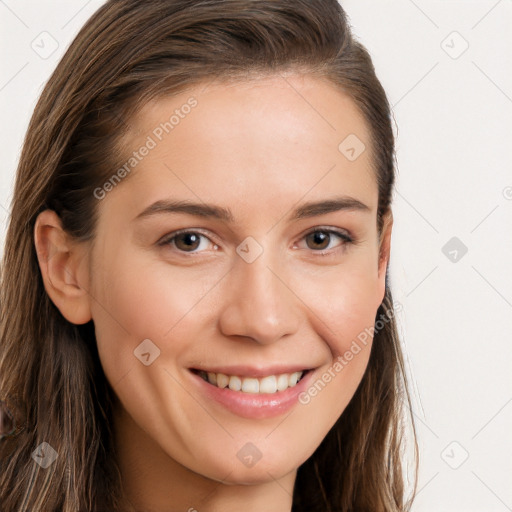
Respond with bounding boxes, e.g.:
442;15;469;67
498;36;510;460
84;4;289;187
86;74;390;485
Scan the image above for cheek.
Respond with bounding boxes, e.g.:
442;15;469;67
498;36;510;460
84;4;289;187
257;262;382;472
291;257;380;406
88;242;214;381
329;279;379;358
295;256;381;354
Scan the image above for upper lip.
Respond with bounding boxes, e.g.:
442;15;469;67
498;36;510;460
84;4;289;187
190;364;314;378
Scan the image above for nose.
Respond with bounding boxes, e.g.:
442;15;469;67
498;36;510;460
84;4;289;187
217;250;301;345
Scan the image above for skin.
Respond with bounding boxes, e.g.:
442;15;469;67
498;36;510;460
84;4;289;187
34;73;392;512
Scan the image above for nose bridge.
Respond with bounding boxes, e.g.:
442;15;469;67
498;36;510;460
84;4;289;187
217;243;300;344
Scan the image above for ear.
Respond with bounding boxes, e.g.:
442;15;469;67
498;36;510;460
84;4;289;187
376;209;393;305
34;209;92;325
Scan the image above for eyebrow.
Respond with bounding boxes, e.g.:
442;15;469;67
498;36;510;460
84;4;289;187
133;196;370;223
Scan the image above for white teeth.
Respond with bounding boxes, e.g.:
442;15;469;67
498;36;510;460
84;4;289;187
289;372;299;386
259;375;277;394
228;376;242;391
198;370;304;394
276;374;289;391
216;373;229;388
241;378;259;393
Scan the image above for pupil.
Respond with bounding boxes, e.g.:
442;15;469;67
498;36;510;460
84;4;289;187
178;233;199;251
310;232;329;249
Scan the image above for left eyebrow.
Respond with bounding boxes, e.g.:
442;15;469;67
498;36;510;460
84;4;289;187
132;195;370;223
288;196;370;221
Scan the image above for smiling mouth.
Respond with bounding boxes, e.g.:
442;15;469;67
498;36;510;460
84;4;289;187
190;369;309;394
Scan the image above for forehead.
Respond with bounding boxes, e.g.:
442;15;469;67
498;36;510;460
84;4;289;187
108;73;377;219
133;73;371;154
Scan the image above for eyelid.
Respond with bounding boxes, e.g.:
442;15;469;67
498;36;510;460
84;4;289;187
300;226;353;242
158;226;354;255
157;228;219;251
293;226;353;254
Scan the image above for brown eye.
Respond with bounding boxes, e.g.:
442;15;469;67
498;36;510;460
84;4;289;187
305;231;331;250
299;229;353;254
159;230;214;253
173;232;202;252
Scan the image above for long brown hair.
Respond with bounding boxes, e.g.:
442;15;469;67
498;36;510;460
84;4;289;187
0;1;418;510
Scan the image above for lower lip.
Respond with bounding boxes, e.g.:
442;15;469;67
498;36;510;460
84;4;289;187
188;369;314;419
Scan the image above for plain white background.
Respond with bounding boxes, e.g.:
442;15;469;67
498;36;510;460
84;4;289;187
1;1;511;510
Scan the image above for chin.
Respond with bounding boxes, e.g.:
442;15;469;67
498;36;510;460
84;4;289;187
196;451;302;486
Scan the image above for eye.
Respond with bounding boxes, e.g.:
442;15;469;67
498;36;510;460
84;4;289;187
295;228;353;255
158;227;353;255
158;230;218;253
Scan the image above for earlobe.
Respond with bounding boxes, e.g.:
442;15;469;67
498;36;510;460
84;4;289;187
33;210;92;325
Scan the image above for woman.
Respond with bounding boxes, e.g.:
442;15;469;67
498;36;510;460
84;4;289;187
0;1;418;510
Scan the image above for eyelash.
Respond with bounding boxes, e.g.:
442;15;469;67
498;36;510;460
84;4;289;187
158;227;354;257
